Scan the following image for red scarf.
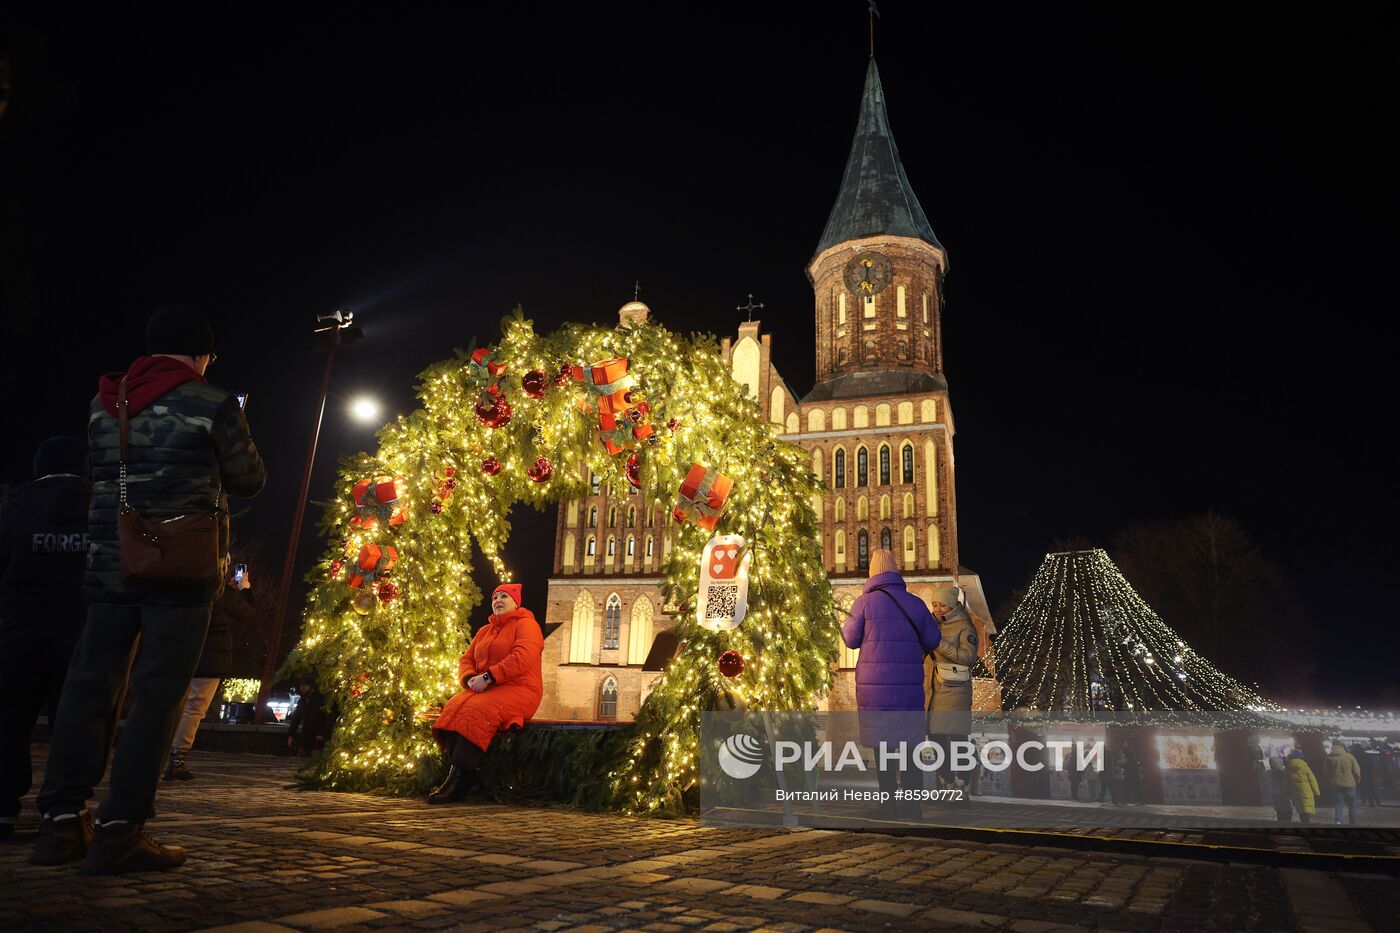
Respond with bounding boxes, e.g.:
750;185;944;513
98;356;206;417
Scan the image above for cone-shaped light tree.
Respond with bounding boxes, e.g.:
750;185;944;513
282;311;838;812
995;549;1277;716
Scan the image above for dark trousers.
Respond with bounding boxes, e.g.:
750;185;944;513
37;602;210;823
1;670;67;818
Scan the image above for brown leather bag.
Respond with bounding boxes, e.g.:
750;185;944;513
116;376;222;585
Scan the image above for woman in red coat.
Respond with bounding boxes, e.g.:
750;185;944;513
427;583;543;803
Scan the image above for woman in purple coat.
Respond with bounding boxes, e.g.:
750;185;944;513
841;550;941;809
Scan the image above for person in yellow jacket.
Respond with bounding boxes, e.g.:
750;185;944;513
1324;742;1361;825
1286;749;1321;824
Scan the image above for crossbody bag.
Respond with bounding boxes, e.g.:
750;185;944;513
116;376;222;585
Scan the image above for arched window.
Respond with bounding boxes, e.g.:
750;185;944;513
879;494;891;520
928;524;941;565
834;448;846;488
854;406;869;428
808;408;826;433
835;497;846;522
898;402;914;425
599;676;618;720
569;592;595;663
832;408;847;430
834;529;847;568
920;398;937;423
785;412;799;434
897;284;907;317
627;506;636;527
876;404;891;427
645;536;654;556
588;506;597;527
879;444;891;484
646;507;654;527
856;446;869;486
603;594;622;650
628;596;654;665
901;444;915;484
857;496;869;521
563;533;576;569
812;448;824;482
606;536;616;557
770;386;786;426
902;492;915;519
925;440;939;516
626;535;635;557
880;527;892;551
566;501;578;526
903;525;917;567
857;529;870;570
608;507;617;528
586;536;597;557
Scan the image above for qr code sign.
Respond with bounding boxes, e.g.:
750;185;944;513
703;583;739;623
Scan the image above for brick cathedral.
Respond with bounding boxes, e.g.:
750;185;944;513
537;60;995;721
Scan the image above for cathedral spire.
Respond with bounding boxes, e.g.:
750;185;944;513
813;59;943;261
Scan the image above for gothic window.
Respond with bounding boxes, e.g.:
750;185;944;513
856;446;869;486
588;506;597;527
786;412;799;434
646;508;654;527
880;527;892;552
563;533;576;569
879;444;891;484
927;524;941;565
628;506;636;527
834;449;846;488
902;492;915;519
903;525;917;566
626;535;635;557
606;536;616;557
879;494;891;520
627;597;655;665
835;529;847;566
901;444;915;484
586;536;597;557
645;536;654;556
569;592;595;663
812;448;823;483
808;409;826;432
857;530;870;571
835;497;846;522
603;594;622;649
857;496;869;521
599;676;618;719
608;507;616;528
566;500;578;526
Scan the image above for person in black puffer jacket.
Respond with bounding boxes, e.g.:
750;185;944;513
33;306;267;875
164;565;256;781
0;437;92;839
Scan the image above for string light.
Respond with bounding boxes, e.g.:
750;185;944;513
281;310;839;802
993;549;1279;725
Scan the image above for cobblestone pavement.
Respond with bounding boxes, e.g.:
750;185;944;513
2;751;1395;932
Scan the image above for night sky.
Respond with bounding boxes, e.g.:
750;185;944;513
3;6;1395;701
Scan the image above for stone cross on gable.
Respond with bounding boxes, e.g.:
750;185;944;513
737;293;764;322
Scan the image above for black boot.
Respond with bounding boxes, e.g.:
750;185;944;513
427;766;469;804
30;810;93;865
164;754;194;781
80;820;187;874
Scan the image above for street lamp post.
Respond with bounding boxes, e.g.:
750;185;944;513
253;310;363;724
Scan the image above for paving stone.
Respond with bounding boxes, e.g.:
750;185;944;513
786;893;854;906
364;900;450;917
427;890;506;907
660;878;736;894
275;906;390;929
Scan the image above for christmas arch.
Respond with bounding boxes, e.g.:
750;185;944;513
284;311;838;812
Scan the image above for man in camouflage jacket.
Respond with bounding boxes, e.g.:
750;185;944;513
34;306;266;874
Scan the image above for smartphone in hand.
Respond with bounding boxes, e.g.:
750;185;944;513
236;392;250;411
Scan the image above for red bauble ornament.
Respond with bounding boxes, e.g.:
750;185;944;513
474;394;513;428
666;418;679;431
329;559;344;578
623;390;636;404
377;581;399;604
443;477;457;492
430;501;443;515
718;650;746;678
444;466;456;478
635;401;651;415
526;456;553;483
481;456;502;476
551;362;572;386
625;453;642;489
522;369;548;399
627;408;644;425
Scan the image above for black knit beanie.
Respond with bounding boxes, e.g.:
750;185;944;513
145;305;215;357
33;436;88;479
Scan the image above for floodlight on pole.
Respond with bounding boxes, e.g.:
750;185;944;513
350;396;381;423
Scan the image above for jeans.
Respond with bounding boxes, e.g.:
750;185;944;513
1;670;67;818
37;602;211;822
1334;787;1358;825
171;678;221;754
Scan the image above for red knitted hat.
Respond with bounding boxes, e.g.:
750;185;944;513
492;583;522;609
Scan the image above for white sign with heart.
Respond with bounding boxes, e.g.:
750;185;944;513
696;533;751;632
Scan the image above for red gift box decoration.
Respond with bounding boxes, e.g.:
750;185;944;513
572;358;636;415
470;346;507;379
350;476;407;529
598;410;656;455
346;544;398;588
672;464;733;531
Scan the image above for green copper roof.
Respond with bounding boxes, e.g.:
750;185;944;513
813;59;943;259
